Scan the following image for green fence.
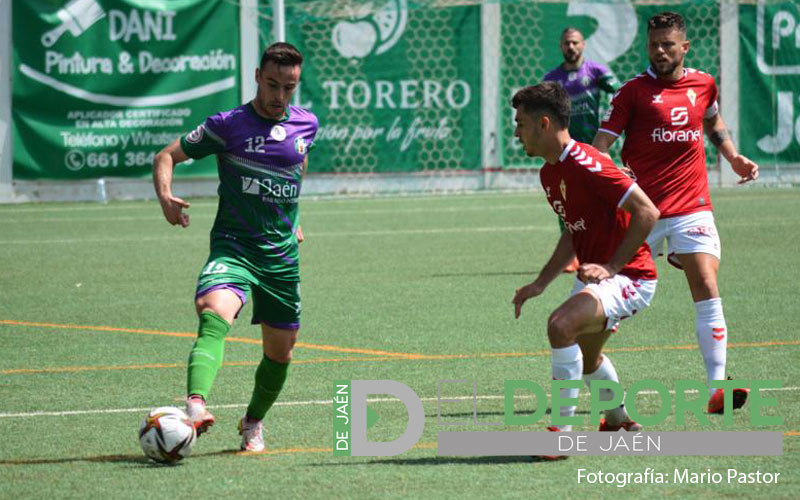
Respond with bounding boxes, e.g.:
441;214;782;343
9;0;800;185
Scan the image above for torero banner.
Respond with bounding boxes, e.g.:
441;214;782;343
278;0;482;174
12;0;240;179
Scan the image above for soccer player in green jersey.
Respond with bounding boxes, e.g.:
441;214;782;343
152;42;318;451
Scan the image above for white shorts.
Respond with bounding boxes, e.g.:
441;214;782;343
570;275;657;332
646;211;721;269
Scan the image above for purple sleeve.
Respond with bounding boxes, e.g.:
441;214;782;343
204;111;230;142
307;111;319;151
593;61;612;78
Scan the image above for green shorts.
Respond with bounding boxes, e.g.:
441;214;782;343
195;248;301;330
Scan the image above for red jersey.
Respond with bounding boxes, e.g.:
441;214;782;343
599;67;719;218
540;140;657;281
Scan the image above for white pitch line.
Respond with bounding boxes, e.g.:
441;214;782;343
0;387;795;419
0;191;793;215
0;216;794;244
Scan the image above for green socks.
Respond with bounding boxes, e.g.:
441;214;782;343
246;355;289;421
187;311;289;419
187;311;230;399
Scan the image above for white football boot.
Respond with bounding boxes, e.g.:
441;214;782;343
185;397;216;436
238;416;265;452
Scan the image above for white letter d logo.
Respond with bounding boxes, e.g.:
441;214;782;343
350;380;424;456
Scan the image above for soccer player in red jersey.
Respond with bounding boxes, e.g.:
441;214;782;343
593;12;759;414
511;82;660;450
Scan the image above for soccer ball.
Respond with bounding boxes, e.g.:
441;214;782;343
138;406;196;464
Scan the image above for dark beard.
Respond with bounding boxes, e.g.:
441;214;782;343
650;58;680;76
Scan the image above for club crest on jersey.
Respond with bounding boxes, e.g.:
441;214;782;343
186;125;205;144
294;137;308;155
581;76;591;87
560;179;567;201
652;94;663;104
270;125;287;142
687;89;697;107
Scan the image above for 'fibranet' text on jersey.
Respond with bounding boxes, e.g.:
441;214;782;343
600;67;718;218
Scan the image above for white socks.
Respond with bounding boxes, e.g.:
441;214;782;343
695;298;727;396
551;344;583;431
583;354;630;425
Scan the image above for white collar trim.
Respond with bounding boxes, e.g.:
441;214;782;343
559;139;576;163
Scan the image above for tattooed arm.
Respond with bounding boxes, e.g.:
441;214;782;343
703;113;759;184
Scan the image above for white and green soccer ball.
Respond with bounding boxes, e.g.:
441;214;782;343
138;406;196;464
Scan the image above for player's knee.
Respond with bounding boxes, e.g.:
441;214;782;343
701;278;719;297
195;300;222;319
265;351;292;363
263;331;297;363
547;313;575;347
264;344;294;364
194;297;209;314
689;276;719;301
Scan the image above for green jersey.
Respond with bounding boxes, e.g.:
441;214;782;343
181;103;318;280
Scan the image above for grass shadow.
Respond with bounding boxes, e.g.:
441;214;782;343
0;448;244;467
310;456;550;466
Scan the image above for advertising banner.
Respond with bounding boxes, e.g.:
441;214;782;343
739;0;800;165
278;0;482;174
12;0;240;179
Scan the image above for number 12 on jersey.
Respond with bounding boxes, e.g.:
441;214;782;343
202;261;229;275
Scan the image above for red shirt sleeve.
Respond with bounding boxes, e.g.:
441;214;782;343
704;75;720;118
574;153;635;208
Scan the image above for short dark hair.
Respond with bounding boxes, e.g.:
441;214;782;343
647;12;686;34
561;27;583;39
511;82;571;129
260;42;303;69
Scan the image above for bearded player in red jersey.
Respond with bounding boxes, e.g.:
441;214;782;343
593;12;759;414
511;82;660;458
